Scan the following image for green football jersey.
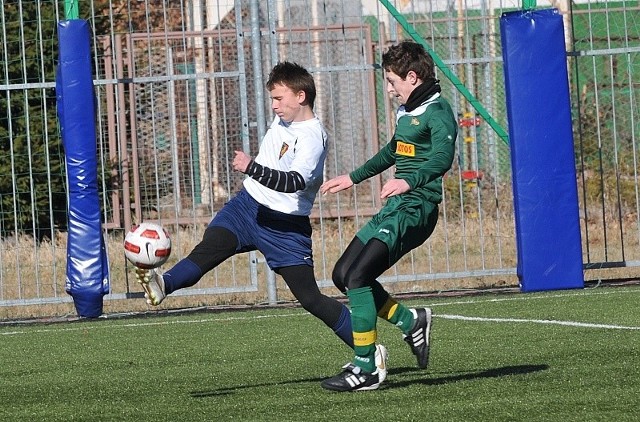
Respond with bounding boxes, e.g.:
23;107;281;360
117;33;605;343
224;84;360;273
350;94;457;204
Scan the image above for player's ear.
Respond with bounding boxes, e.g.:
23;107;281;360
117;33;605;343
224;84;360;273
406;70;419;85
297;89;307;105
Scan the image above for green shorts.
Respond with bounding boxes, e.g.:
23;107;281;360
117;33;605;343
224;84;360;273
356;195;439;266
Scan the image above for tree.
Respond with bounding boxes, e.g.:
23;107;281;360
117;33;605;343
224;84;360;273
0;1;66;239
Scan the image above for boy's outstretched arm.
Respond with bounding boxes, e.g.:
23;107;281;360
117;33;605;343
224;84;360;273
320;174;354;194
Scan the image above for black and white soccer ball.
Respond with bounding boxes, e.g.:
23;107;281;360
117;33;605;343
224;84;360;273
123;222;172;269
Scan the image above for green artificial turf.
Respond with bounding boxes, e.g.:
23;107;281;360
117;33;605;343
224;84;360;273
1;285;638;421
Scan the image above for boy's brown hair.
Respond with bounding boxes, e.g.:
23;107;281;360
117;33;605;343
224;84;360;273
381;41;436;81
267;61;316;109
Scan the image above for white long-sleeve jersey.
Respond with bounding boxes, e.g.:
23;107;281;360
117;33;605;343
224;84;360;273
243;115;328;216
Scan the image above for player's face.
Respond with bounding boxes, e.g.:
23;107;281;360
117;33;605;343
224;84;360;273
385;69;418;106
270;83;306;123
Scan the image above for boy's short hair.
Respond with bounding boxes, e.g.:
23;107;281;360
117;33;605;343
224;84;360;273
381;41;436;82
266;61;316;109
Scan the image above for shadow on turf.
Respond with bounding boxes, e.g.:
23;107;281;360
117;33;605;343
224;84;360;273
190;376;327;397
189;364;548;397
387;364;549;388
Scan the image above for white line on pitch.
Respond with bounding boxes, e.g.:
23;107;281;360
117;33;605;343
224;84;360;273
424;287;640;308
438;313;640;330
0;312;305;336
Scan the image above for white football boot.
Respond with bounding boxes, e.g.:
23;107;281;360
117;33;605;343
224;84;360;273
135;268;166;306
374;344;389;383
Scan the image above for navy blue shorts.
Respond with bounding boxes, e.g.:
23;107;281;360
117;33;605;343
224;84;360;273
209;189;314;270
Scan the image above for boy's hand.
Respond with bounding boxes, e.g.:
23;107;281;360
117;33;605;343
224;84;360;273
320;174;354;194
232;150;252;173
380;178;410;198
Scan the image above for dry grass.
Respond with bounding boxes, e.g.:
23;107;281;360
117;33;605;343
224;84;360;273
1;211;639;320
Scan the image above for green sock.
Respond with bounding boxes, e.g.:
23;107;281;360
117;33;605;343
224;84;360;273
347;286;377;373
377;297;416;335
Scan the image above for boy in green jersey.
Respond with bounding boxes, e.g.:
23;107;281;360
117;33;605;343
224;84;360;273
320;41;458;391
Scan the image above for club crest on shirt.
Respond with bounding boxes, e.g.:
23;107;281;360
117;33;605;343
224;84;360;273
411;117;420;126
279;142;289;159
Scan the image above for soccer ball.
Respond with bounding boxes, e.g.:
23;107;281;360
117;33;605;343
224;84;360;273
123;222;172;269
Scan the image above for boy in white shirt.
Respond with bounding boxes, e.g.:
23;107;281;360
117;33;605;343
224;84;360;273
135;62;388;382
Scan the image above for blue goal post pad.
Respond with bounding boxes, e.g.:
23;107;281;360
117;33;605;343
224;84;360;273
500;9;584;292
56;19;110;317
